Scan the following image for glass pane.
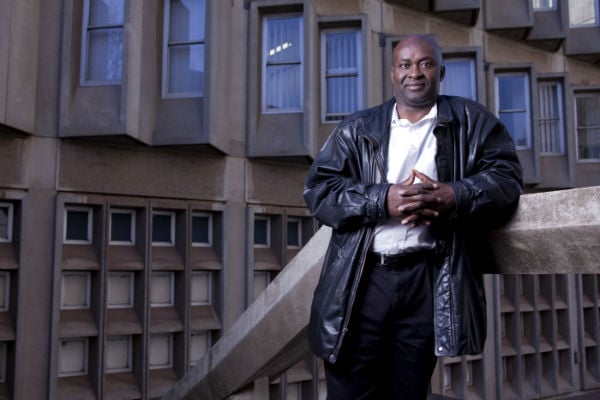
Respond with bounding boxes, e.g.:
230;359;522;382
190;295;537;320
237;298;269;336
168;44;205;94
441;59;476;100
151;272;173;306
192;214;210;244
266;16;301;63
0;273;8;311
498;75;526;110
89;0;124;26
287;220;300;247
265;64;301;110
110;211;133;243
327;76;359;115
86;28;123;81
60;339;87;376
578;128;600;159
499;112;529;147
538;83;563;154
254;218;269;246
532;0;555;10
577;96;600;127
149;334;172;369
326;31;357;71
0;206;9;241
61;272;90;309
107;272;133;308
65;209;90;242
570;0;597;26
253;271;270;300
152;213;173;244
190;332;209;365
106;336;131;372
191;272;211;305
169;0;205;42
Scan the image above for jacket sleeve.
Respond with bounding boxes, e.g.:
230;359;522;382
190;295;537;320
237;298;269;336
303;125;390;231
448;113;524;227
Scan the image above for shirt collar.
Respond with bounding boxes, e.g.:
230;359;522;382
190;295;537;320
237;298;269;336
391;103;438;127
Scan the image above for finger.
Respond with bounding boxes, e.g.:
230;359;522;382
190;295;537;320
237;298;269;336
413;170;437;187
399;170;416;186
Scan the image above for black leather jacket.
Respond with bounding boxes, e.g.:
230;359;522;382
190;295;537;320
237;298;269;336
303;96;523;363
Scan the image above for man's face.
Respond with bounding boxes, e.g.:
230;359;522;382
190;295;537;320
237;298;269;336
390;36;445;110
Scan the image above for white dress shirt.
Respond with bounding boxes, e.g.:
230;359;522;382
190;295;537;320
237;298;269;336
371;103;438;254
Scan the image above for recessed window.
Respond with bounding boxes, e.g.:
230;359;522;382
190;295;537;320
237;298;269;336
496;72;531;149
575;93;600;160
105;336;132;373
321;28;362;122
64;207;93;244
107;272;134;308
59;338;89;377
151;272;174;307
262;14;303;113
152;210;175;246
163;0;206;97
80;0;125;84
189;332;210;367
532;0;556;10
441;57;476;101
191;271;211;305
0;272;9;312
287;218;301;249
0;203;13;243
569;0;599;26
538;81;565;155
253;270;271;300
254;215;270;248
192;212;212;247
109;209;135;245
149;334;173;369
61;272;91;310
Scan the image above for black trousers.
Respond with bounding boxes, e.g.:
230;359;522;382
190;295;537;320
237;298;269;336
324;251;437;400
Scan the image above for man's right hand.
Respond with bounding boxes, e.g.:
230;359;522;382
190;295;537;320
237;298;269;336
386;169;442;226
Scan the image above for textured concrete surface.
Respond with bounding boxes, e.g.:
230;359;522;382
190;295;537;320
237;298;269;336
163;186;600;400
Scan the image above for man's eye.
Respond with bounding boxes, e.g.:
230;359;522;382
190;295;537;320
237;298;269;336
399;64;410;69
419;61;434;69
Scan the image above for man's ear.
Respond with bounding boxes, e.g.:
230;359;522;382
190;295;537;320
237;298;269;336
440;65;446;82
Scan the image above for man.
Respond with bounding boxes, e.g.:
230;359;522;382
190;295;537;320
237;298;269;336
303;34;523;399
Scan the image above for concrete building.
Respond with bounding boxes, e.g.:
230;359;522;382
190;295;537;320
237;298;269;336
0;0;599;399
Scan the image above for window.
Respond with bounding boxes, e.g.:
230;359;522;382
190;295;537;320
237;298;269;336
287;218;302;249
538;81;565;154
191;271;211;305
321;28;362;122
59;338;89;377
441;57;477;101
192;212;212;246
262;14;303;113
152;210;175;246
569;0;599;26
575;93;600;160
532;0;556;10
109;209;135;245
81;0;124;84
61;272;91;310
149;334;173;369
0;342;5;383
189;332;210;366
253;270;271;300
163;0;206;97
151;272;174;307
0;272;9;312
0;203;12;243
64;207;93;244
105;336;132;373
496;73;531;149
107;272;134;308
254;216;270;248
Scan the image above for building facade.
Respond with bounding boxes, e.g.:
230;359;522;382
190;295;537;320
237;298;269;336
0;0;599;399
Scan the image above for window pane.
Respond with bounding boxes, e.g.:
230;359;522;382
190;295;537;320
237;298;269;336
254;217;269;246
570;0;597;26
327;76;359;116
192;214;211;245
498;75;526;110
532;0;555;10
0;205;10;242
265;64;302;110
110;211;133;243
151;272;174;307
576;96;600;159
266;17;301;63
169;0;205;42
152;213;174;244
253;271;270;300
499;112;529;147
190;332;209;365
86;28;123;81
106;336;131;372
538;83;564;154
107;272;133;308
191;271;211;305
0;273;9;311
441;58;476;100
61;272;90;309
89;0;124;26
287;219;300;248
168;44;205;94
326;31;358;71
60;339;88;376
149;334;172;369
65;209;91;242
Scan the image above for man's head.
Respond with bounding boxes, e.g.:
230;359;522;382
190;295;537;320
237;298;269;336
390;34;445;111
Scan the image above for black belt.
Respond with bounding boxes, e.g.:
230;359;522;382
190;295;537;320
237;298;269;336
367;250;434;268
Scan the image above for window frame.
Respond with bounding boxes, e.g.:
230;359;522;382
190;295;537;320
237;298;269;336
190;270;212;306
59;338;90;377
261;13;304;114
0;202;13;243
63;206;93;245
320;27;363;123
162;0;207;98
569;0;600;27
61;271;92;310
574;91;600;162
150;271;175;307
495;72;532;150
152;210;176;246
191;211;213;247
253;215;271;248
286;217;302;249
107;271;135;309
149;333;174;370
189;331;211;367
80;0;125;86
537;80;565;155
109;208;136;245
105;335;133;373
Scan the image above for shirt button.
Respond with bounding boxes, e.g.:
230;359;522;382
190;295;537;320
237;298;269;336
438;346;444;352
